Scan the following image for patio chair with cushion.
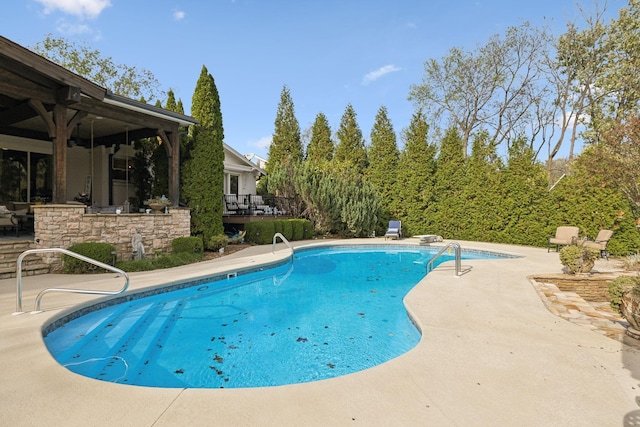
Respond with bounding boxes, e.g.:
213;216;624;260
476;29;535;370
224;195;239;215
581;229;614;260
0;206;18;236
252;195;270;213
548;226;580;252
384;220;402;240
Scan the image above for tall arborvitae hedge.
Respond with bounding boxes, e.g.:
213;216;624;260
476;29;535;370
428;127;467;238
182;66;224;247
268;85;303;173
367;106;399;229
334;104;368;175
394;111;436;236
385;122;640;254
305;112;334;167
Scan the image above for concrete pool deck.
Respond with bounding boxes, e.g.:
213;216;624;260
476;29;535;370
1;239;640;426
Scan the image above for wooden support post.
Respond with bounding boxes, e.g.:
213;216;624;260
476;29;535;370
157;128;180;206
52;104;67;203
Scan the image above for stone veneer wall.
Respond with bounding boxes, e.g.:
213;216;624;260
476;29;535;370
33;205;191;269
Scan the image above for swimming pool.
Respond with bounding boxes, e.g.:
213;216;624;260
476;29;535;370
43;245;506;388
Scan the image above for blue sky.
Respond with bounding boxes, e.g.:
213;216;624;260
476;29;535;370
0;0;625;159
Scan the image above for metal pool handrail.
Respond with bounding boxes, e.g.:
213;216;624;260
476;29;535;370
272;232;294;261
426;241;462;277
14;248;130;314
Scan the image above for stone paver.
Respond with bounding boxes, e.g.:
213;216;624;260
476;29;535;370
529;258;639;347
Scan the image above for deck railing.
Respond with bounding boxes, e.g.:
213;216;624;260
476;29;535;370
223;194;294;216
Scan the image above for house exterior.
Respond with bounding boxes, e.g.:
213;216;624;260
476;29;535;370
223;143;265;196
0;35;197;266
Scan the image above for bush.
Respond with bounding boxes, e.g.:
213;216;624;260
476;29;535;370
244;219;314;245
559;245;600;274
116;252;202;272
245;221;275;245
608;276;640;314
623;254;640;271
208;234;228;252
64;242;116;274
302;219;314;239
172;236;204;254
290;219;305;241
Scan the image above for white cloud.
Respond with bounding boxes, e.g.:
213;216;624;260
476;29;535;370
35;0;111;19
361;64;402;85
173;9;186;20
252;136;272;151
56;19;91;35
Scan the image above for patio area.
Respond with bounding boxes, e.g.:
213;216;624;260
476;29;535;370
1;239;640;426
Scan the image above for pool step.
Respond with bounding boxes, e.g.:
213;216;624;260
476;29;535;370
91;300;184;381
53;303;135;363
127;300;186;381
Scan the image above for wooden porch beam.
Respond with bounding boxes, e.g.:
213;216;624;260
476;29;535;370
52;104;67;203
66;110;88;140
28;99;55;138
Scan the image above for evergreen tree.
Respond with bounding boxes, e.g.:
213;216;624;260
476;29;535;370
428;126;467;238
395;110;436;236
500;136;550;246
547;146;640;255
334;104;368;175
267;85;303;173
367;106;399;227
292;163;380;237
462;131;504;242
305;112;334;167
182;65;225;247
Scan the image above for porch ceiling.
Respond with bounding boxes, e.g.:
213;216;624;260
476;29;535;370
0;36;196;149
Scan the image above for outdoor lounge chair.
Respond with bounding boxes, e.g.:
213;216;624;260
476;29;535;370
0;206;18;237
581;229;614;260
548;226;579;252
251;195;269;214
384;220;402;240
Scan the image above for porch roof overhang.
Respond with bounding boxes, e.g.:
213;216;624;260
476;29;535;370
0;35;198;205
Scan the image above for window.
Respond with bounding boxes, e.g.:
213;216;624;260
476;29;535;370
230;175;239;195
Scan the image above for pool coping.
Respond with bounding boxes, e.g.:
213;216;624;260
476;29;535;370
2;238;640;426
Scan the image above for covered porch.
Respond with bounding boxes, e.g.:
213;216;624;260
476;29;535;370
0;36;197;268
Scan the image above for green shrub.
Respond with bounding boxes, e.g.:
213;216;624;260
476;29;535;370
559;245;600;274
302;219;314;239
291;219;305;241
208;234;228;252
172;236;204;254
274;219;293;240
116;252;202;272
623;254;640;271
64;242;116;274
245;221;275;245
245;219;313;244
608;276;640;314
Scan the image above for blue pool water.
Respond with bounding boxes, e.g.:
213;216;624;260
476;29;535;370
43;245;505;388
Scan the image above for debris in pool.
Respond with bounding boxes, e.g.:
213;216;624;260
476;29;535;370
296;337;308;343
213;354;224;363
358;312;365;317
327;363;335;369
175;368;184;374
